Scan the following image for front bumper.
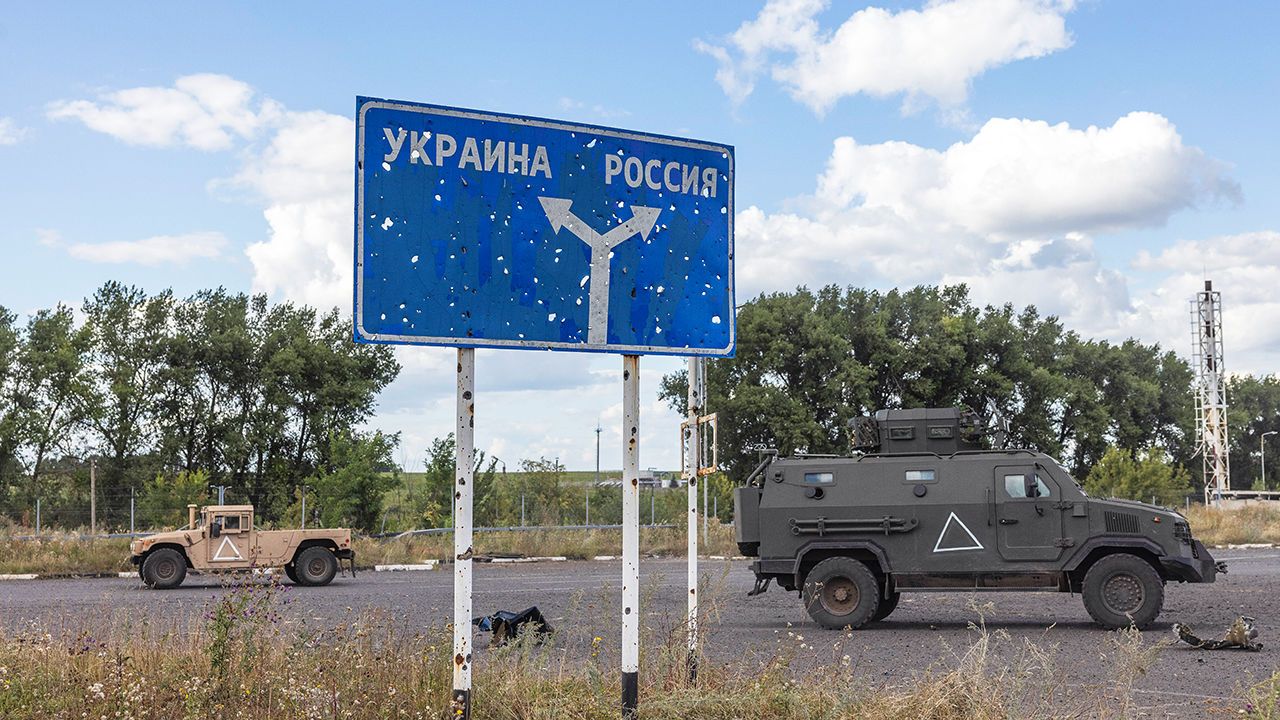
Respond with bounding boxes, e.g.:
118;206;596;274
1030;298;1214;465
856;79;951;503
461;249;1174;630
1160;540;1218;583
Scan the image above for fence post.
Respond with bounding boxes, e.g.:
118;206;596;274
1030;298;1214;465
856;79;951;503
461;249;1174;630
130;488;135;534
35;498;41;536
521;494;525;527
90;458;97;536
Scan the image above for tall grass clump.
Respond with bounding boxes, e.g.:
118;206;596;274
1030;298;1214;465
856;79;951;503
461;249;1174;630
1185;504;1280;546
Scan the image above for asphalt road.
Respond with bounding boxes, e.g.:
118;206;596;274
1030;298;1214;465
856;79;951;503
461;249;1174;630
3;550;1278;717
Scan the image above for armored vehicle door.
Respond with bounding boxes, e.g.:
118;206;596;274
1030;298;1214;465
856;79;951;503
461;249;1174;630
206;510;253;568
993;465;1064;562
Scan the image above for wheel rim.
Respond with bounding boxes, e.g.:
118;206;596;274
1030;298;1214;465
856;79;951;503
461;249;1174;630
156;558;176;580
1102;571;1145;615
306;556;326;578
819;576;860;616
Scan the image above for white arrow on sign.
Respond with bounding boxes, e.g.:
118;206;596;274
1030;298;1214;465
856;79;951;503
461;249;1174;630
538;197;660;345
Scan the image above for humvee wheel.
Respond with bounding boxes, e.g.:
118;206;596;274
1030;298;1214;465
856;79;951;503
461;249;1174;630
284;563;299;584
803;557;879;629
294;547;338;587
872;590;900;622
1082;553;1164;629
142;548;187;589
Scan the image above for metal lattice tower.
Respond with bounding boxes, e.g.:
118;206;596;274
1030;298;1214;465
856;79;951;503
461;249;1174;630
1191;280;1230;504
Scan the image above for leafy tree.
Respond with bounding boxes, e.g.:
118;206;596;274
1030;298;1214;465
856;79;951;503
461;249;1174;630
410;433;499;529
662;284;1195;481
1225;375;1280;490
137;470;210;529
1083;447;1193;505
0;307;25;500
83;282;172;520
308;430;400;531
16;306;95;501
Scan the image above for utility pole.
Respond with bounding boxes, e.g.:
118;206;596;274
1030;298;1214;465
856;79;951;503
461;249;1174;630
210;484;229;505
1263;431;1278;489
300;485;312;529
129;487;135;534
89;458;96;536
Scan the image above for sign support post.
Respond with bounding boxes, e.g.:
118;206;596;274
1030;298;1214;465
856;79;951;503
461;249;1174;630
621;354;640;719
354;98;733;720
452;348;476;719
685;357;703;681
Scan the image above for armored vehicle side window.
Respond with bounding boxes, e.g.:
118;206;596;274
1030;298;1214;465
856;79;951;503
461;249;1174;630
904;469;936;483
803;472;834;485
1003;473;1051;499
222;515;241;531
927;426;953;439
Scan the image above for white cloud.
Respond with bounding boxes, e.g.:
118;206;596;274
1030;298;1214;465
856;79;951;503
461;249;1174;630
556;97;631;120
699;0;1075;114
814;112;1240;238
0;117;26;145
47;73;280;151
736;111;1243;362
1127;231;1280;375
36;228;63;248
233;110;354;310
64;231;228;266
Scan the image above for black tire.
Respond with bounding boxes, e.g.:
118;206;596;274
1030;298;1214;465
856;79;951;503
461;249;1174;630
1082;553;1164;629
294;547;338;587
872;590;901;622
802;557;880;630
284;564;299;584
142;548;187;589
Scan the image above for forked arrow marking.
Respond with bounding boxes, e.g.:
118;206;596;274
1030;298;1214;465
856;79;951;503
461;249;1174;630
539;197;660;345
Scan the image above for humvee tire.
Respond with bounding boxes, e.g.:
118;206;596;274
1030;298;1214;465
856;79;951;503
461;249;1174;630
284;564;299;584
142;548;187;589
802;557;879;629
294;547;338;587
1081;553;1164;629
872;590;900;622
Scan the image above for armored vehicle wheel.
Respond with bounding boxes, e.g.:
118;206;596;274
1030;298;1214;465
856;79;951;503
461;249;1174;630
802;557;879;629
284;563;299;584
872;591;900;622
1082;553;1164;629
142;548;187;589
294;547;338;587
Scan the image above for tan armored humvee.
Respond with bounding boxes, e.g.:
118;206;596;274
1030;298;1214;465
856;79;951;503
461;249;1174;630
129;504;356;589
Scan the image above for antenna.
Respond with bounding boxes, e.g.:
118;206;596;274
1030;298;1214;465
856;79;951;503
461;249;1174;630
1191;279;1230;505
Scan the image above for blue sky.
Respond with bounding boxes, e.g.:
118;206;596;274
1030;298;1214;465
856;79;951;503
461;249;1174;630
2;1;1278;470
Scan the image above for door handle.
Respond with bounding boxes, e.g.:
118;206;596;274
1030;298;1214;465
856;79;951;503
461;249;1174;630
999;518;1019;525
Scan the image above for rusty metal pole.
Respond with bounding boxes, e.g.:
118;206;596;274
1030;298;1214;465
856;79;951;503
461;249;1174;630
685;356;702;681
452;348;476;719
621;355;640;718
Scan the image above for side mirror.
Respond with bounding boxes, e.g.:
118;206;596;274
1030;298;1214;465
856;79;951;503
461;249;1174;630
210;521;222;538
1024;476;1040;498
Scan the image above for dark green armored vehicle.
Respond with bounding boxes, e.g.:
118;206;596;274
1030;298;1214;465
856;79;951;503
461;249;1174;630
735;408;1221;630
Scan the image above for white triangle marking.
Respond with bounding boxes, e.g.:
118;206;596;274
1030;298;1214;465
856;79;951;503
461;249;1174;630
933;511;984;553
212;535;244;561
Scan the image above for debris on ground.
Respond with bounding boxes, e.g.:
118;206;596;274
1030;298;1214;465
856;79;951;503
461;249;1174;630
472;606;554;646
1173;616;1263;651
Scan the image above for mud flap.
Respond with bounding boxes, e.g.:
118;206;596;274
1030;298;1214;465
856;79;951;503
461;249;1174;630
747;575;772;597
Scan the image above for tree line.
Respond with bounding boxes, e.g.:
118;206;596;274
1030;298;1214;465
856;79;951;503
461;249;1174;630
661;284;1276;495
0;282;400;529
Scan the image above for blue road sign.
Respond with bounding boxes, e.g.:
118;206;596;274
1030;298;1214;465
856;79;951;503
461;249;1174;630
354;97;734;356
